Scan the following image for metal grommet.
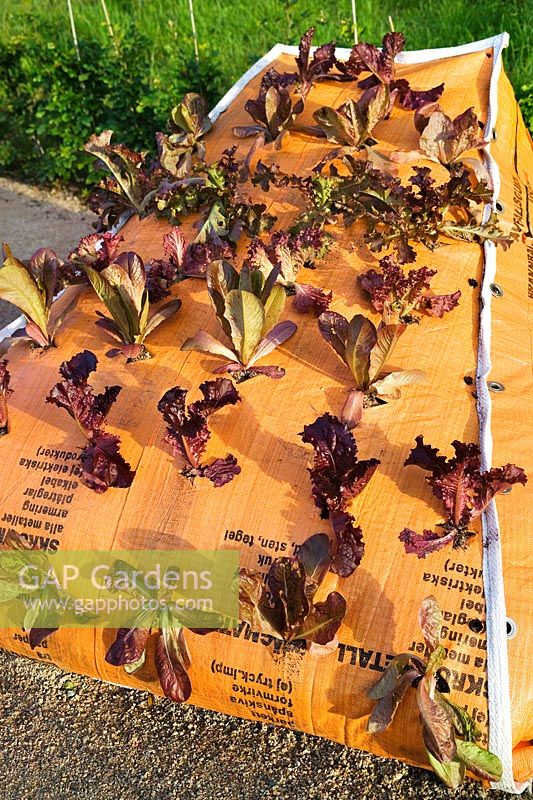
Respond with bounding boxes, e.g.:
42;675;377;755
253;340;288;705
506;618;517;639
488;380;505;392
490;283;504;297
495;200;504;213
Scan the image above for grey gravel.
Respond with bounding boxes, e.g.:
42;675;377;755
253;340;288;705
0;652;522;800
0;178;95;328
0;182;527;800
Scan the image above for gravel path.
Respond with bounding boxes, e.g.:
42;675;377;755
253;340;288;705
0;181;522;800
0;177;95;327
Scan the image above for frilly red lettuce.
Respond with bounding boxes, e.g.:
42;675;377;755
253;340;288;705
299;413;379;576
68;232;124;274
337;33;444;111
46;350;135;493
360;256;461;324
158;378;241;486
400;436;527;557
145;229;234;302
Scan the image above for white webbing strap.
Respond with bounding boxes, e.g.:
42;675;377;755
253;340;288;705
478;33;530;795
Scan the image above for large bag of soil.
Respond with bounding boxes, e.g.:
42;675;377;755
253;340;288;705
0;32;531;793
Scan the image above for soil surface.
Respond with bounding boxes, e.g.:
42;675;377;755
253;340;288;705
0;180;523;800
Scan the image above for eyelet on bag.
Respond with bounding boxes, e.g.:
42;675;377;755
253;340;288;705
506;618;517;639
495;200;504;213
490;283;504;297
488;380;505;392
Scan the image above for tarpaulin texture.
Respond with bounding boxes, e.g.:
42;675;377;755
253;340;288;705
0;38;531;786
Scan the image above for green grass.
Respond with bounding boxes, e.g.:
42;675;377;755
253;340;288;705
0;0;530;187
1;0;530;95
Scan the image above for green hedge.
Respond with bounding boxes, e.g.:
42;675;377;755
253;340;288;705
0;24;224;188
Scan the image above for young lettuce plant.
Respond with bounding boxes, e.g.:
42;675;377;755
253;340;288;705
105;552;229;701
84;251;182;361
182;260;297;382
233;78;304;148
155;147;276;242
239;533;346;651
312;86;394;163
399;437;527;557
392;107;488;177
158;378;241;487
337;32;444;111
145;229;233;302
67;231;124;277
0;531;59;649
0;359;13;436
359;256;461;324
299;414;380;577
85;131;160;230
292;27;348;99
247;226;333;315
107;616;192;703
0;244;82;348
367;596;503;788
318;311;425;427
156;93;213;178
46;351;135;493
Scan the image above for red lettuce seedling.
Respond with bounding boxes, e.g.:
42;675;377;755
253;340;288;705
233;78;304;148
145;229;233;302
107;616;192;703
400;436;527;557
46;351;135;493
233;27;350;148
299;414;380;577
84;251;182;361
84;131;160;230
247;226;332;315
105;557;227;700
360;256;461;324
0;244;82;348
293;28;339;98
318;311;425;427
392;107;488;177
156;93;213;178
368;596;503;788
337;32;444;111
239;533;346;649
67;232;124;276
155;146;276;241
312;88;394;164
0;359;13;436
158;378;241;486
182;260;297;382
